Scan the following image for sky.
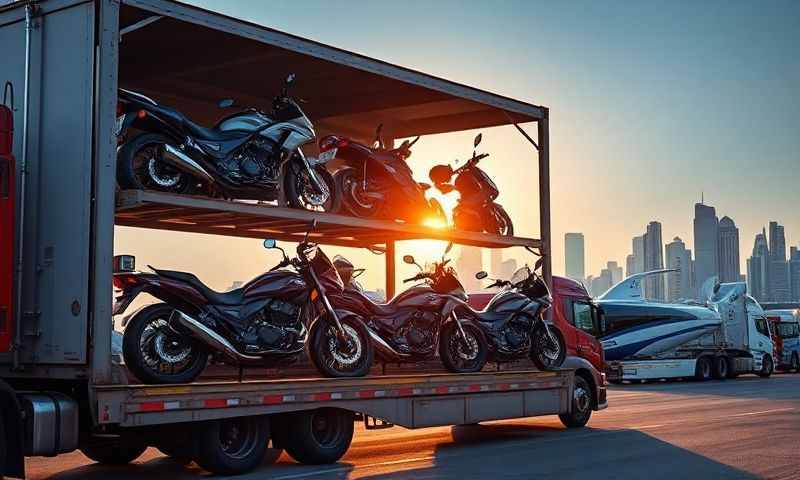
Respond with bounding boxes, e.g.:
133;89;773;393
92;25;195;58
116;0;800;292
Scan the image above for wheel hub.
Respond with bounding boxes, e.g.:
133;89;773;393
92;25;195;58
300;171;330;206
148;158;182;187
328;324;362;366
573;386;590;412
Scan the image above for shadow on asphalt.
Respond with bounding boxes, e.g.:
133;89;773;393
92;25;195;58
355;423;759;480
609;374;799;400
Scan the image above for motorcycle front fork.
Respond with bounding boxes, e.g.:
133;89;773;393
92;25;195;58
451;313;472;351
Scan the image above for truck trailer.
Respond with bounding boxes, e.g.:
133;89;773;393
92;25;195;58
0;0;605;477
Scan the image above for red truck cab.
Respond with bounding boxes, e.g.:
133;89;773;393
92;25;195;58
469;275;607;412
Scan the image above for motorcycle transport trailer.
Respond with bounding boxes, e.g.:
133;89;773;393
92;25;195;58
0;0;604;476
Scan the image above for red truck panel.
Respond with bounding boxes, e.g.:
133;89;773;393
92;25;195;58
0;104;14;353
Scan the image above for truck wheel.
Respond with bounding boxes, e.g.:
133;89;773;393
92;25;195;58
80;438;148;465
712;356;729;380
694;357;712;381
559;375;593;428
284;408;354;465
193;416;270;476
758;355;773;378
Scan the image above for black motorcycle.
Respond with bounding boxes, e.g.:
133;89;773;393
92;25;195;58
330;244;489;373
461;260;566;370
319;124;446;225
115;74;336;211
114;222;373;384
429;133;513;235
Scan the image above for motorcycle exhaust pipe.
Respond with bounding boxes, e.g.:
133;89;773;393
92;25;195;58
366;328;410;361
170;310;261;363
162;144;216;184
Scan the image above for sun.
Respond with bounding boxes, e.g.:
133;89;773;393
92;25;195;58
422;217;448;229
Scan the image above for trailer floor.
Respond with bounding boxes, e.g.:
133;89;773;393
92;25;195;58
27;374;800;479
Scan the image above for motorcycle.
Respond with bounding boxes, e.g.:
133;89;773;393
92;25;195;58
318;124;446;226
330;244;489;373
115;73;336;211
461;259;566;370
114;222;373;384
429;133;513;235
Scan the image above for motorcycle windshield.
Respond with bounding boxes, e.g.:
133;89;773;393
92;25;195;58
311;248;344;292
433;271;466;299
509;266;531;286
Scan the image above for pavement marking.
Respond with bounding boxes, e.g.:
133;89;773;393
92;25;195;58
730;408;795;417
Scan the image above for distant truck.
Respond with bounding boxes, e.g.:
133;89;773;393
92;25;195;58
599;276;775;383
766;309;800;372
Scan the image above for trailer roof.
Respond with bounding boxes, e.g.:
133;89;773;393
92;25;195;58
117;0;545;140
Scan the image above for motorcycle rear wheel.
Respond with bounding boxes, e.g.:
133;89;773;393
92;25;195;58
490;205;514;236
335;168;385;218
308;315;373;378
285;160;337;212
439;321;488;373
117;133;198;194
122;303;208;384
530;323;566;371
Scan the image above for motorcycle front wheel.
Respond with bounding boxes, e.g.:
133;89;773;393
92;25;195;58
285;160;337;212
439;321;488;373
530;322;566;371
308;315;374;378
117;133;198;194
334;168;385;218
122;303;208;384
489;205;514;236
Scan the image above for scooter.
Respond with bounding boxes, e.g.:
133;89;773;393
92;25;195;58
318;124;446;226
330;244;489;373
114;221;373;384
460;258;566;370
429;133;513;235
116;74;336;211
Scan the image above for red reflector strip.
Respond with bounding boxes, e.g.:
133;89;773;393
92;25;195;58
498;383;511;390
203;398;240;408
313;392;331;401
138;400;179;412
398;387;413;396
434;386;450;394
263;395;283;405
467;384;481;392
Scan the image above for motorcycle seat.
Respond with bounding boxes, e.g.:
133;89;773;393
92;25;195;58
148;104;249;142
152;268;244;306
345;289;397;316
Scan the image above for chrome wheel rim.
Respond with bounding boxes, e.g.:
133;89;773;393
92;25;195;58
574;385;590;413
325;324;362;368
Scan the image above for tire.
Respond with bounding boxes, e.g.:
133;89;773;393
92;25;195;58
530;323;566;371
335;168;384;218
439;321;488;373
694;356;712;381
308;315;374;378
758;354;773;378
712;356;729;380
80;438;147;465
117;133;197;194
559;375;593;428
791;353;800;373
122;303;208;384
193;416;270;476
489;205;514;236
285;159;337;212
283;408;354;465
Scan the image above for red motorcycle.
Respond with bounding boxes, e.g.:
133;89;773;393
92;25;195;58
318;125;445;226
113;222;373;384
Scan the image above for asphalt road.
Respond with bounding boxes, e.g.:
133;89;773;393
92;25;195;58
25;374;800;479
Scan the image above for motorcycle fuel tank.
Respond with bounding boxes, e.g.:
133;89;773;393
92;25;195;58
390;285;443;310
243;270;308;302
485;290;535;315
455;167;499;201
217;110;272;132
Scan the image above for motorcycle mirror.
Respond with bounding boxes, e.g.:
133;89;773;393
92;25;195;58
475;271;488;280
402;255;416;265
444;242;454;255
286;73;296;85
534;257;544;271
353;268;366;279
219;98;235;108
408;136;420;148
263;239;277;249
474;133;482;148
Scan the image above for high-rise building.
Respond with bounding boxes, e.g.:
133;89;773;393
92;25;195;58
665;237;693;301
564;233;585;281
631;235;645;275
591;270;613;297
606;261;623;285
790;247;800;301
625;254;636;278
747;228;770;302
457;247;483;293
718;216;741;283
768;221;791;301
643;221;665;300
693;203;719;297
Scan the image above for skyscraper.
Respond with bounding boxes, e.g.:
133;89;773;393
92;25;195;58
693;203;719;297
628;235;645;275
790;246;800;301
717;216;740;283
606;261;623;285
625;254;636;278
643;221;665;300
747;228;770;302
564;233;585;281
665;237;693;301
768;221;791;301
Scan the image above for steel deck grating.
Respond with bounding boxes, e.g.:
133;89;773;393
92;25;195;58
115;189;541;249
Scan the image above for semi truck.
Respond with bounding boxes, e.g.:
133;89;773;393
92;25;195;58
766;309;800;372
604;282;775;383
0;0;605;477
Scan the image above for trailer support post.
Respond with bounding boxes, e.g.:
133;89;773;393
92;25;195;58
385;240;396;299
537;113;552;290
